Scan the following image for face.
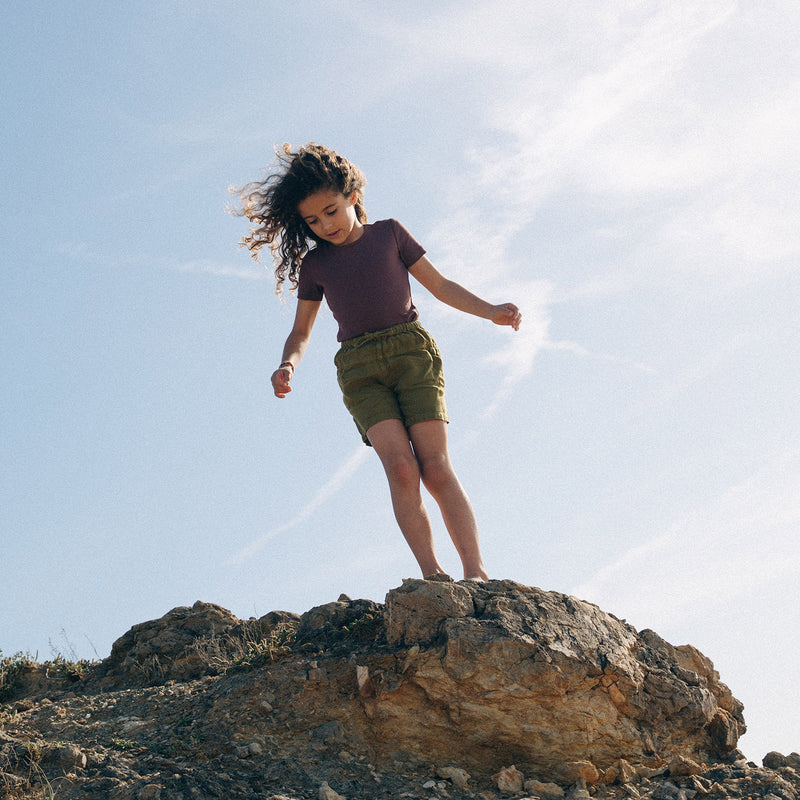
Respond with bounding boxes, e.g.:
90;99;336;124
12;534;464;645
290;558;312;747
298;188;363;246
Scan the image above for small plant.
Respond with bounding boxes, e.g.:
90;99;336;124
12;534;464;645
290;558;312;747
231;623;297;671
48;629;99;684
24;742;43;764
342;611;383;643
23;760;60;800
190;621;297;674
130;653;166;684
32;762;60;800
48;629;80;663
0;650;37;700
46;655;95;683
150;740;176;757
0;741;60;800
109;737;137;752
1;641;98;702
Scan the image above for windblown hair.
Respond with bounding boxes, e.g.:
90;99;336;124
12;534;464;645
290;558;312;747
233;143;367;294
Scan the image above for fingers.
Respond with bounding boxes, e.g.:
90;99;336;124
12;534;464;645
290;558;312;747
271;368;293;398
495;303;522;330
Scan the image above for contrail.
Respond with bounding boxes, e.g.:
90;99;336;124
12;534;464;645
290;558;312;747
225;445;369;567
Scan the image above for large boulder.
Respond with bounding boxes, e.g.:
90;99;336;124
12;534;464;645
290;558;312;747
362;579;745;776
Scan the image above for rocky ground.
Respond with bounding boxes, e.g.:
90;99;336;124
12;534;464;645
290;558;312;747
1;579;798;800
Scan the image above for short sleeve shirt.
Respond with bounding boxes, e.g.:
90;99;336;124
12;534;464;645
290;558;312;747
297;218;426;341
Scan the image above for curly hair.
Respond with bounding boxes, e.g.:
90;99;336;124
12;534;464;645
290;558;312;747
233;143;367;294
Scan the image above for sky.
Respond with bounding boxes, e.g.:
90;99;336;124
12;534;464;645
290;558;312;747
2;0;798;763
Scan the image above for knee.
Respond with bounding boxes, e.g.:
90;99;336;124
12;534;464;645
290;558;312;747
419;455;455;496
384;453;421;491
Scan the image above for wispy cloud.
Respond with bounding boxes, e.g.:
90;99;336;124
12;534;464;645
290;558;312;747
169;257;266;280
57;243;266;281
224;445;370;567
421;1;798;288
476;280;554;419
413;1;799;424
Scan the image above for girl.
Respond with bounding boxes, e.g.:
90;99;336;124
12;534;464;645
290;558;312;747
236;143;521;582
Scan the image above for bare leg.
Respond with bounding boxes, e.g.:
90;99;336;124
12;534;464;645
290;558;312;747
409;420;488;581
367;419;447;578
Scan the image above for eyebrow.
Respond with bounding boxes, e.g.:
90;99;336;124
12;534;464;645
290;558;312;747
302;203;337;222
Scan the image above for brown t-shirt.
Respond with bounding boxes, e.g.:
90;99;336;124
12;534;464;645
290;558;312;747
297;219;426;341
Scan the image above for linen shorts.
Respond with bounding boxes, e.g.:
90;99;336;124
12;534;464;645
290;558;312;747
334;321;448;446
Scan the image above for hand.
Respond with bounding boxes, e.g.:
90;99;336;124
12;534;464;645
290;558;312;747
490;303;522;331
271;366;293;398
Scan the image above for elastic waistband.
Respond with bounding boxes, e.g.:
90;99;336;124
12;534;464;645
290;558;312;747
338;320;425;353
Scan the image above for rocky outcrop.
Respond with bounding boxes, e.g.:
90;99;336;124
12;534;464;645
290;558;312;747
99;600;300;685
349;579;743;774
0;578;793;800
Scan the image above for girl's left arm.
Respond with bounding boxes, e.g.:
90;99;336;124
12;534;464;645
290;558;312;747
409;256;522;330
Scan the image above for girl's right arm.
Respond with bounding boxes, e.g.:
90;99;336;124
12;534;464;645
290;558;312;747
271;299;321;398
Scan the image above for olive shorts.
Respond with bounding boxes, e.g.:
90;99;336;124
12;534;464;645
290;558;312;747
334;321;449;446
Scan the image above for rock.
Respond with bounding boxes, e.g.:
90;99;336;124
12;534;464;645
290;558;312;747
601;759;638;785
437;765;470;789
356;665;375;697
101;603;303;687
560;760;600;784
651;781;682;800
102;601;241;683
708;711;740;754
297;598;383;651
637;764;669;779
493;765;525;794
670;755;703;776
319;781;346;800
364;580;744;777
763;751;787;769
524;780;565;798
43;742;87;770
385;579;474;646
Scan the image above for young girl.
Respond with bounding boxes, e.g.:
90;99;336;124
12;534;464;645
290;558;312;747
236;143;521;582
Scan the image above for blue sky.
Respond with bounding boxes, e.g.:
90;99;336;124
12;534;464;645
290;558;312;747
2;1;798;762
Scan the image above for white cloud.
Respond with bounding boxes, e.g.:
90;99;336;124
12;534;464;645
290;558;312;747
420;1;800;298
404;2;772;424
470;3;736;199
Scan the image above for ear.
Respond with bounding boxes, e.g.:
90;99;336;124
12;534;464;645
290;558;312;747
348;192;358;206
